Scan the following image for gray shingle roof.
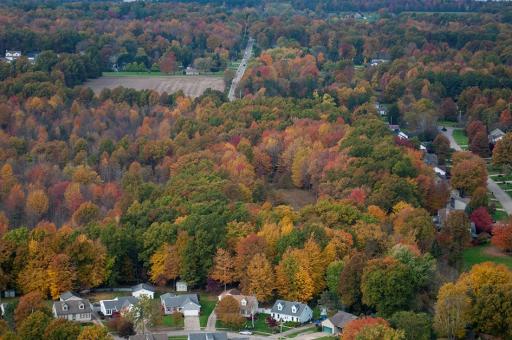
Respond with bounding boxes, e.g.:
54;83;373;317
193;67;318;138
271;300;309;316
160;293;200;310
60;291;80;301
102;296;138;311
132;283;155;292
188;332;228;340
53;299;92;316
328;311;357;328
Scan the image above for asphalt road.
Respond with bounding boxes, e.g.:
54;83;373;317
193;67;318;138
228;37;254;101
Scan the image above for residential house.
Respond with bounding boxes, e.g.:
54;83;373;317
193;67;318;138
489;128;505;144
270;300;313;323
132;283;155;299
100;296;138;316
5;50;21;63
176;281;188;292
218;289;258;317
160;293;201;316
188;332;228;340
397;131;409;140
52;299;92;322
59;291;81;302
185;66;199;76
321;311;357;334
370;59;389;66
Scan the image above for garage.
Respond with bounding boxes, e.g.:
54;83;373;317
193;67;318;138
183;302;201;316
322;326;333;334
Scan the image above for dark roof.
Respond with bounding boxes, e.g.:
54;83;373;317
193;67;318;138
188;332;228;340
132;283;155;292
160;293;200;310
328;311;357;328
60;291;80;301
101;296;138;310
53;299;92;315
271;300;309;316
490;128;505;138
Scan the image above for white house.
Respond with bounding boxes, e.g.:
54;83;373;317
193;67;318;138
321;311;357;334
185;66;199;76
489;128;505;144
100;296;138;316
5;50;21;63
218;289;258;317
132;283;155;299
270;300;312;323
176;281;188;292
160;293;201;316
52;299;92;322
398;131;409;140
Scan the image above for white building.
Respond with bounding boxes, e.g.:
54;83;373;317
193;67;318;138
160;293;201;316
176;281;188;292
5;50;21;63
321;311;357;334
99;296;138;316
270;300;312;323
132;283;155;299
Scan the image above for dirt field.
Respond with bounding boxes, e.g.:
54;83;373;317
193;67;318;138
85;75;225;98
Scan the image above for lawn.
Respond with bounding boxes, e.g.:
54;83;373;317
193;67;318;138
216;313;276;334
438;120;461;128
452;129;468;149
463;244;512;270
161;314;185;329
168;337;188;340
199;294;217;328
314;337;338;340
286;326;317;338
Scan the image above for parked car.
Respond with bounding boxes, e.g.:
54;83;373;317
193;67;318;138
239;330;252;335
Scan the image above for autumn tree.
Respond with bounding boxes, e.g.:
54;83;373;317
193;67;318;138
25;190;49;223
450;152;487;195
14;291;46;325
353;323;405;340
126;296;160;334
433;282;471;339
341;317;389;340
160;52;177;74
78;325;113;340
242;253;274;302
393;207;435;253
47;254;77;300
491;221;512;252
470;207;493;233
150;243;180;286
438;211;471;264
339;252;366;311
43;318;81;340
492;132;512;171
389;311;432;340
432;134;451;165
17;310;51;340
469;129;490;157
275;250;314;302
216;295;245;329
210;248;236;291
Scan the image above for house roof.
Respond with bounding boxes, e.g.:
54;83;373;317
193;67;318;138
161;293;200;310
219;288;240;298
60;291;80;301
53;299;92;315
101;296;138;311
490;128;505;138
271;300;309;316
328;311;357;328
188;332;228;340
132;283;155;292
219;290;258;308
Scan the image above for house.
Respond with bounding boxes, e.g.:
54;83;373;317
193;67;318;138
218;289;258;317
188;332;228;340
5;50;21;62
2;290;15;298
160;293;201;316
132;283;155;299
59;291;81;302
321;311;357;334
100;296;138;316
129;334;168;340
434;167;446;178
270;300;313;323
375;103;386;116
397;131;409;140
370;59;389;66
176;281;188;292
52;299;92;322
185;66;199;75
489;128;505;144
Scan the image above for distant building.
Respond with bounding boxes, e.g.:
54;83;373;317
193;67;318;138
5;50;21;62
52;299;92;322
489;128;505;144
270;300;313;323
218;289;258;317
160;293;201;316
370;59;389;66
176;281;188;292
59;291;81;302
185;66;200;76
132;283;155;299
321;311;357;335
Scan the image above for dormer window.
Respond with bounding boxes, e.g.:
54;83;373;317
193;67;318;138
291;305;297;313
62;304;68;311
241;299;247;306
277;303;283;311
79;303;84;310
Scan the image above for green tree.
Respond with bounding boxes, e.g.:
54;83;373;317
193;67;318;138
125;295;161;334
17;311;51;340
389;311;432;340
43;319;81;340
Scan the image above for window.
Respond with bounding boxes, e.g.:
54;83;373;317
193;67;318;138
62;304;68;311
241;299;247;306
79;303;84;310
277;303;283;311
291;306;297;313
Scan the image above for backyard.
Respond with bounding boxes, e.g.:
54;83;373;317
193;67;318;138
199;294;217;328
463;244;512;270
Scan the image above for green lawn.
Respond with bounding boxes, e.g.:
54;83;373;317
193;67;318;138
314;337;338;340
438;120;461;128
168;337;188;340
286;326;317;338
217;313;278;334
452;129;468;149
463;244;512;270
199;294;217;328
161;314;185;328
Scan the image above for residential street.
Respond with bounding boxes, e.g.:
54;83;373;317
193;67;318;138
228;37;254;101
439;126;512;215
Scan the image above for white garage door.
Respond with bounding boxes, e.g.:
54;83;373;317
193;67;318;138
184;310;199;316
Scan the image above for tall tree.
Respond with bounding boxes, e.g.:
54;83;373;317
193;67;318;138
149;243;180;286
210;248;236;291
242;253;274;302
433;282;471;339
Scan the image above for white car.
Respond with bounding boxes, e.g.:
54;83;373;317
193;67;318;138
239;330;253;335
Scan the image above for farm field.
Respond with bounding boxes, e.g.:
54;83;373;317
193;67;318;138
86;75;224;98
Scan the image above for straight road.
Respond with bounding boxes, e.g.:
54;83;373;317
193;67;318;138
439;126;512;215
228;37;254;101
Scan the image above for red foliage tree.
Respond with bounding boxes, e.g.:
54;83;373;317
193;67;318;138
341;317;389;340
470;207;493;233
491;222;512;252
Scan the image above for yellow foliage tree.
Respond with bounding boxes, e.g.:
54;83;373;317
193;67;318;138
242;253;274;302
48;254;77;300
210;248;235;290
150;243;180;286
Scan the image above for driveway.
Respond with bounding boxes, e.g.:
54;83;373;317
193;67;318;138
184;315;200;331
439;126;512;215
206;308;217;331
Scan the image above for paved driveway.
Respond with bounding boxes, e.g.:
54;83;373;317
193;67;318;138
184;315;200;331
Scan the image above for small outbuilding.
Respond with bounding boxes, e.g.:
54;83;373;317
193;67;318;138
321;311;357;335
132;283;155;299
176;281;188;292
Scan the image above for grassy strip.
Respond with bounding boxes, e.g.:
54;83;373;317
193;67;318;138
199;294;217;328
286;327;317;338
463;245;512;270
452;129;468;149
